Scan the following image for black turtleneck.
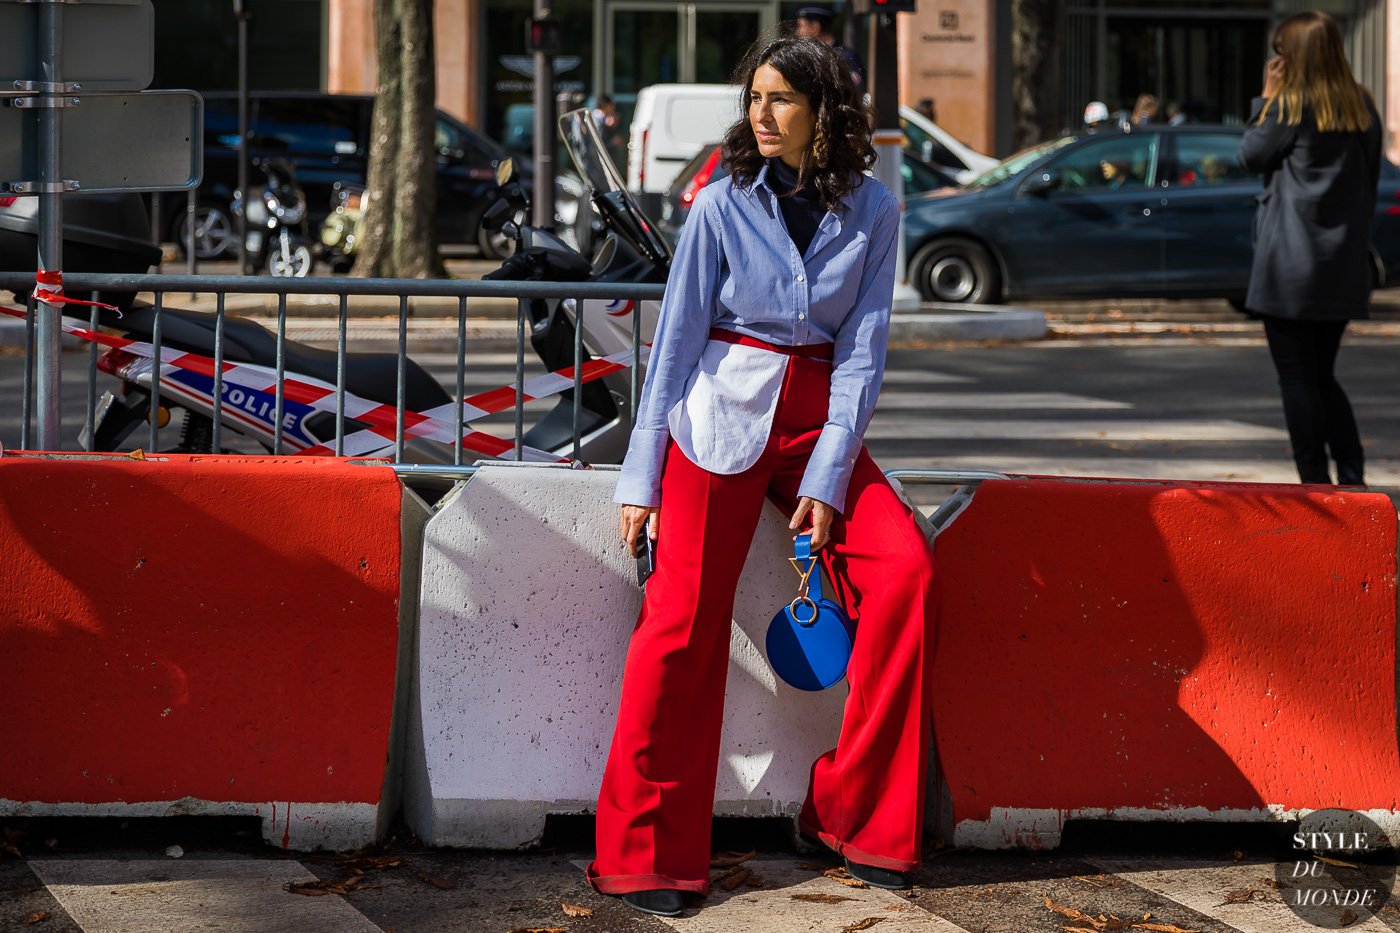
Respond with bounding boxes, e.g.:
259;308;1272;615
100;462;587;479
767;158;824;258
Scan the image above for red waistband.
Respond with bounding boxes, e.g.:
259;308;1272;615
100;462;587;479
708;327;833;361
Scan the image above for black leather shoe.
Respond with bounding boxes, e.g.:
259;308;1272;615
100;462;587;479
622;888;685;917
794;822;827;855
844;857;910;890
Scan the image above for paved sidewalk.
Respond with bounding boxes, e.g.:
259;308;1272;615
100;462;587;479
4;819;1398;932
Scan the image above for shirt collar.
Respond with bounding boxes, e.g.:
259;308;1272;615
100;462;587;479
753;159;859;210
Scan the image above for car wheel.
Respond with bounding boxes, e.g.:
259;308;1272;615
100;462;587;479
174;203;238;260
910;237;1002;304
477;221;517;261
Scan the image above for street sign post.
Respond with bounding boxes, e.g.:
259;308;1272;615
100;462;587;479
2;0;202;450
860;5;922;310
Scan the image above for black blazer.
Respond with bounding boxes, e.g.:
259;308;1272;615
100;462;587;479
1237;93;1382;320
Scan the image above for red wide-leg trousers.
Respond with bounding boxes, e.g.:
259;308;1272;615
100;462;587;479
587;352;941;896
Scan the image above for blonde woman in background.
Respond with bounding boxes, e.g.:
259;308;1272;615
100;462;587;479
1237;9;1381;486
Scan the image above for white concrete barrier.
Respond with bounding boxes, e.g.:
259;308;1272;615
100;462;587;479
404;462;851;848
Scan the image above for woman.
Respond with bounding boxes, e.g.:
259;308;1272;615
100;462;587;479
1238;9;1380;485
585;35;940;918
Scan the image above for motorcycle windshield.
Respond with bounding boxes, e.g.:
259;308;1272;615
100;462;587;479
559;108;672;266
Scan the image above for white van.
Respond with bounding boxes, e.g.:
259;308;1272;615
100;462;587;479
626;82;999;196
627;84;741;195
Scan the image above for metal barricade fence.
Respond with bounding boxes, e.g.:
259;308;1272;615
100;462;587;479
0;272;665;464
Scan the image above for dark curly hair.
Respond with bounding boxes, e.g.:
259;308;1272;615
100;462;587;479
721;35;875;212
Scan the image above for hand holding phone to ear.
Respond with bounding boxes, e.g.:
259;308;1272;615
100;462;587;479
1263;56;1286;98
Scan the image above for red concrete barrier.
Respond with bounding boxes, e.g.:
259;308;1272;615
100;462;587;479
929;476;1400;848
0;452;408;849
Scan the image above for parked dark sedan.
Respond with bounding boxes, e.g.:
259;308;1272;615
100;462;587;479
172;92;529;260
904;124;1400;304
657;143;960;245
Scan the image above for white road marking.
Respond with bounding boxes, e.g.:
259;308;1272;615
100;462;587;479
876;392;1132;410
877;370;974;385
1089;857;1395;933
29;859;383;933
865;417;1288;441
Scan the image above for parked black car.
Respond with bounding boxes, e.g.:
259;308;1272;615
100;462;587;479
902;124;1400;304
166;92;522;260
656;143;960;245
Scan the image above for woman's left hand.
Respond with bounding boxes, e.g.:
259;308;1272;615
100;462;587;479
1262;55;1286;98
789;496;835;551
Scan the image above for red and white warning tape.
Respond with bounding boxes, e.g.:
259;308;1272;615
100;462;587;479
0;304;648;463
306;347;647;458
33;269;122;313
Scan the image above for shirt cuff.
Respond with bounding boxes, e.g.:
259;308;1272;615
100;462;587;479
613;427;669;507
797;423;861;514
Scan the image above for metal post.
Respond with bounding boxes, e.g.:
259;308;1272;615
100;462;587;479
185;188;197;283
235;0;250;276
866;11;921;311
35;0;64;450
531;0;555;229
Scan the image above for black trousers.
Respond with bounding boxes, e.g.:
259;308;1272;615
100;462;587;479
1261;315;1364;485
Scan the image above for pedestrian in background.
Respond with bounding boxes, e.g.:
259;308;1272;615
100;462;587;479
795;5;866;90
1238;9;1381;486
1082;100;1112;133
586;34;940;919
1130;93;1159;127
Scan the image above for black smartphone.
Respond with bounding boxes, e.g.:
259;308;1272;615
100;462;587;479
635;532;656;587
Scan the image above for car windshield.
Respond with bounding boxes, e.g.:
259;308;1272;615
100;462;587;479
964;137;1077;190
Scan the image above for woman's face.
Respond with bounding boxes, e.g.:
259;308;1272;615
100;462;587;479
749;63;816;170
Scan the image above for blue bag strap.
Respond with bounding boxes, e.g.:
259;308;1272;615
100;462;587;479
794;533;825;603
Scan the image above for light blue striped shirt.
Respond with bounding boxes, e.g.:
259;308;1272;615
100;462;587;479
614;161;900;513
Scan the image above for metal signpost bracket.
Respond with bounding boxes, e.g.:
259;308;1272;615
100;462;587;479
5;180;79;193
10;80;82;93
5;96;81;108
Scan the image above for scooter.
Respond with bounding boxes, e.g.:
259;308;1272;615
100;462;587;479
234;157;316;278
318;181;365;273
85;116;672;462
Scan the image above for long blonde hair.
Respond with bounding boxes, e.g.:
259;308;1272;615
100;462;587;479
1259;10;1372;132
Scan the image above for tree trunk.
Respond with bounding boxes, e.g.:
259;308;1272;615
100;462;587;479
355;0;445;279
1009;0;1065;150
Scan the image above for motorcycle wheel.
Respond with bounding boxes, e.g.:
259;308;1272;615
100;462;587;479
477;222;517;261
267;236;315;277
175;202;238;260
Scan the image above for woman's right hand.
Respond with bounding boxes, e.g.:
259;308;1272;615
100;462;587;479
620;504;659;557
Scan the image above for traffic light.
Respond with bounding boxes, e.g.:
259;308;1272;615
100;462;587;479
853;0;917;12
526;16;561;54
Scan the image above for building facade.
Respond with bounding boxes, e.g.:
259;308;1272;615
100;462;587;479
154;0;1398;164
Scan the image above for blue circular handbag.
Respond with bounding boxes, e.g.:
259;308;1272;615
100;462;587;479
765;534;854;691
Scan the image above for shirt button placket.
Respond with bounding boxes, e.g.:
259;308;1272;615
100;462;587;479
795;269;807;339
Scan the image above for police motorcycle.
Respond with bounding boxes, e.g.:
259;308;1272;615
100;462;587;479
81;113;672;461
233;157;316;278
